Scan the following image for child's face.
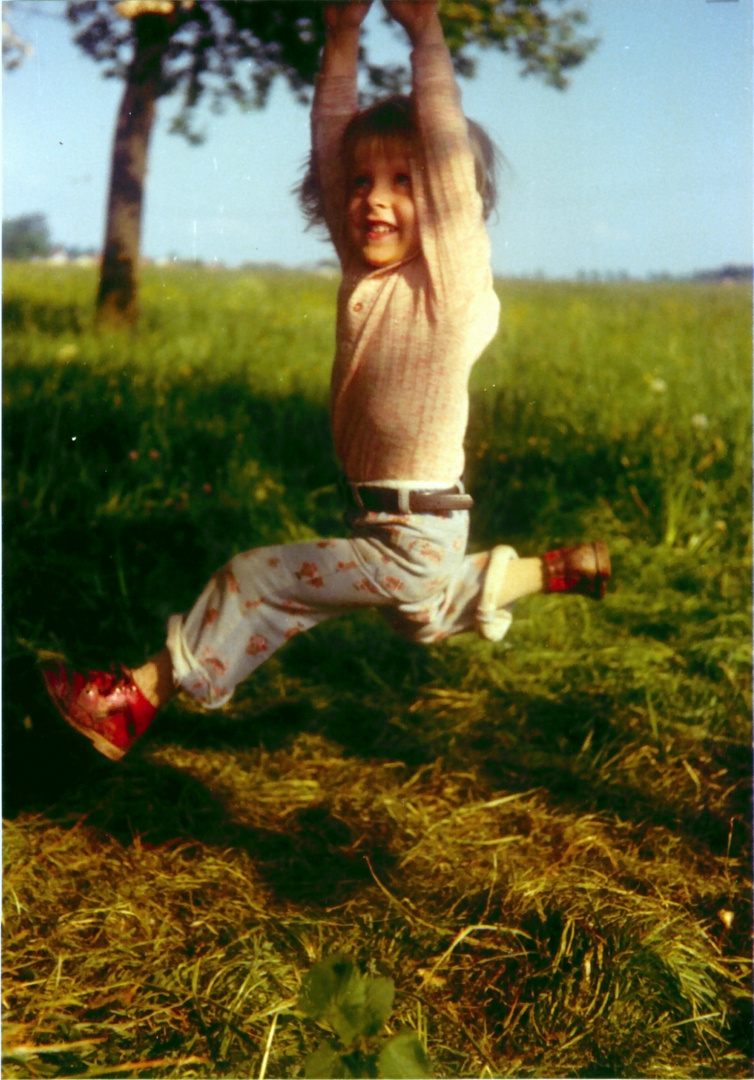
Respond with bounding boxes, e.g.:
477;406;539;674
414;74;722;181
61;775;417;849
347;136;420;269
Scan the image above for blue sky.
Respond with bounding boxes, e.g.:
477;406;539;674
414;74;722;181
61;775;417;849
3;0;752;278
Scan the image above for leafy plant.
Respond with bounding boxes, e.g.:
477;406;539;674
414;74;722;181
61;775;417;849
298;954;432;1079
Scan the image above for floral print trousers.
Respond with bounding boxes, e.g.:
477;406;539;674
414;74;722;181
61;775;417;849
166;508;515;708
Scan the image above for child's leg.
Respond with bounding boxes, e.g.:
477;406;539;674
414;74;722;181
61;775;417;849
474;543;610;641
165;539;368;708
43;512;470;759
167;517;470;707
131;646;175;708
43;521;608;759
382;541;610;644
493;556;544;603
44;536;388;760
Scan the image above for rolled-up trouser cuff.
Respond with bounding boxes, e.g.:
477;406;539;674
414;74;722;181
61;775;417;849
166;613;234;709
475;544;518;642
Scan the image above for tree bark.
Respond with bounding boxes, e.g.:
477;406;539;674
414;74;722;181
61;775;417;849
96;15;170;329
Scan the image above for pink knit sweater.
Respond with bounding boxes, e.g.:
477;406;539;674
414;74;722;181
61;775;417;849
313;37;500;484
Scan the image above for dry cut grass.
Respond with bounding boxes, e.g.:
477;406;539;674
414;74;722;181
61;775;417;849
3;720;751;1078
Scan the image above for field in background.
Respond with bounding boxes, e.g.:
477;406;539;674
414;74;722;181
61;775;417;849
2;263;752;1078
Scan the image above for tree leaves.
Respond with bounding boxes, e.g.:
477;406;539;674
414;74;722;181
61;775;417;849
2;213;51;260
65;0;599;127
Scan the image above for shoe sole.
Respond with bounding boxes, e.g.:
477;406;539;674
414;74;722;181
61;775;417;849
41;667;126;762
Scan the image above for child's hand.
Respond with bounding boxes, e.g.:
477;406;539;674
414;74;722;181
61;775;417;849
321;3;370;77
323;2;371;36
383;1;441;43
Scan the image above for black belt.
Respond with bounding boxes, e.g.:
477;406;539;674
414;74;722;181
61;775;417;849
346;483;473;514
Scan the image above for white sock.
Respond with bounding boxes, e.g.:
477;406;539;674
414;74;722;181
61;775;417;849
475;547;544;642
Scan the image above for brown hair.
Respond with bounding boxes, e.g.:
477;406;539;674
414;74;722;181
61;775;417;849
297;95;500;228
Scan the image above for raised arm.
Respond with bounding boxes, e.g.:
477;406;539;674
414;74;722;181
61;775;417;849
385;1;491;303
312;3;370;261
321;2;370;77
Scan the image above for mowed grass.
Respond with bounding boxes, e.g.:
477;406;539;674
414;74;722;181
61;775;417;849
2;262;752;1079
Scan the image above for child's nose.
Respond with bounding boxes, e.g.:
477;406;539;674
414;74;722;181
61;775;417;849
366;179;390;207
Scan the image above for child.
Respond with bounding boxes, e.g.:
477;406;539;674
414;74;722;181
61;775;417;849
43;0;610;762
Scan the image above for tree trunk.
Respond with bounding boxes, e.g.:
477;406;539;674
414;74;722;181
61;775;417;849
96;16;170;329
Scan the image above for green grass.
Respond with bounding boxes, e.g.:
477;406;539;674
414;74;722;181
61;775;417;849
3;262;752;1078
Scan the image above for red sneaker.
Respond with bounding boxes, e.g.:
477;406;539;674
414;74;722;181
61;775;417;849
41;663;158;761
543;541;611;600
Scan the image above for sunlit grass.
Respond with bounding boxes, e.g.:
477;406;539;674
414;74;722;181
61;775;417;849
2;263;751;1078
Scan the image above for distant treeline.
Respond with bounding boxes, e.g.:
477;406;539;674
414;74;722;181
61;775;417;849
3;212;751;284
691;264;753;283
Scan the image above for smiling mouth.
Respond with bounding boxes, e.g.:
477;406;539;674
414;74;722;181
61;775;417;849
365;222;397;239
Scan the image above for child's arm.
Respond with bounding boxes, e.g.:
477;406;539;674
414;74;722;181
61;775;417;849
321;2;370;77
386;1;492;302
312;3;370;260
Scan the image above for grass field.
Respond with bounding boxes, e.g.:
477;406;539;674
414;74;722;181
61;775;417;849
2;262;752;1079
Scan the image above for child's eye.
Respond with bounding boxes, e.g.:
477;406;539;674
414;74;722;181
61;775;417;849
351;175;370;190
395;173;412;186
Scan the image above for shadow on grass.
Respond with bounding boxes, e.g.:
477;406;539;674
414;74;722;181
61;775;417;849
2;295;85;336
3;364;345;676
84;764;396;908
4;354;671;672
4;354;749;894
464;688;752;860
3;662;395;909
2;616;440;817
6;549;749;853
2;653;102;813
8;638;748;869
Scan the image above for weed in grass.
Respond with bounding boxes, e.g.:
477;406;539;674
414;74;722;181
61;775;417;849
297;953;432;1078
2;265;751;1078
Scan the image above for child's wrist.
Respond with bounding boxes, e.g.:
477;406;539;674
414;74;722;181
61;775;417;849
406;17;444;49
322;29;360;76
326;21;360;39
325;27;360;51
